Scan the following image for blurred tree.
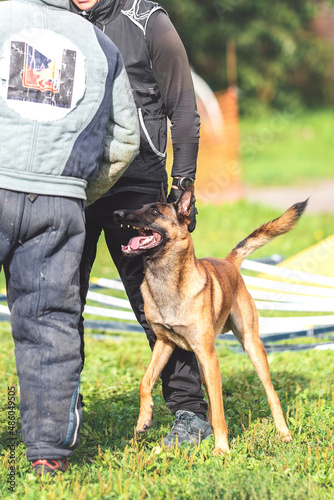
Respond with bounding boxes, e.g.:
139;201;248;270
161;0;334;113
0;0;332;112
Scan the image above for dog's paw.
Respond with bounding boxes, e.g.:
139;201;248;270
213;444;230;456
136;416;153;434
280;432;293;443
213;447;231;457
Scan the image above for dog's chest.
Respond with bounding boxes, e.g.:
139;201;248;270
142;281;183;324
141;278;199;351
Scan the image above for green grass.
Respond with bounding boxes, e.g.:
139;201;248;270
0;325;333;499
1;109;334;498
240;109;334;186
0;201;333;499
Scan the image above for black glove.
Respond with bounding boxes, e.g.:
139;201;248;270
167;188;198;233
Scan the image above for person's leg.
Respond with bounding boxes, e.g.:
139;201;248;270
0;189;19;274
98;191;209;419
5;194;85;462
78;205;103;367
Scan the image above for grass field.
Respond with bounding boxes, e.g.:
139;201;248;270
0;110;334;499
240;109;334;187
0;326;333;499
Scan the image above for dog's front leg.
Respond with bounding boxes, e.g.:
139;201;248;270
196;360;213;426
195;345;230;455
136;338;175;434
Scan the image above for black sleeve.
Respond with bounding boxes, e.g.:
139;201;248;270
146;10;200;179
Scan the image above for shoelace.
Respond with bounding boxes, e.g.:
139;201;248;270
171;413;195;434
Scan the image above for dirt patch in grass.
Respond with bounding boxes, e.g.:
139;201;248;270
245;180;334;214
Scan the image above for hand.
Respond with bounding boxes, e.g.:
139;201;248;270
167;188;198;233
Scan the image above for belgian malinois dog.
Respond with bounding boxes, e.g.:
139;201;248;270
114;187;307;455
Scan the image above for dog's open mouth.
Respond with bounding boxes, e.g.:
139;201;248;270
121;227;162;255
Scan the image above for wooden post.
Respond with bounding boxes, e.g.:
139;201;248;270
226;39;237;88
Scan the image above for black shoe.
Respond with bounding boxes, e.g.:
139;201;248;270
163;410;213;447
32;458;69;477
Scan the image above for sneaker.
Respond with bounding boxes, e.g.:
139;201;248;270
163;410;213;447
32;458;69;477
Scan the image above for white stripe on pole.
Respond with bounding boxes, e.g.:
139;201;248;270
0;305;10;315
91;278;125;291
84;305;136;321
249;289;334;305
242;275;334;297
258;314;334;331
87;291;132;310
241;260;334;287
254;300;334;312
314;343;334;350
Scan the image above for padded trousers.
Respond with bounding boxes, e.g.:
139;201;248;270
0;189;85;460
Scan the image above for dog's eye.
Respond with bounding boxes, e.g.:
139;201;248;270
151;207;160;216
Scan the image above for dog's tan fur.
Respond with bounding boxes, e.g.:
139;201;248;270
114;187;307;455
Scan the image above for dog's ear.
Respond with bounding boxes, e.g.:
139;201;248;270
159;183;167;204
176;185;194;217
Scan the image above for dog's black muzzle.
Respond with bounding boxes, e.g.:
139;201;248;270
113;209;139;226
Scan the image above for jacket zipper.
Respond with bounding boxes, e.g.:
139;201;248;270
138;108;166;158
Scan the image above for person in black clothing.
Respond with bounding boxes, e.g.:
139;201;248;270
71;0;213;446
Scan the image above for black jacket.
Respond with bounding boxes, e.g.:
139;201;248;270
71;0;200;192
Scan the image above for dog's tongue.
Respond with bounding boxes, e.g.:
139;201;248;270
122;234;156;253
127;235;151;250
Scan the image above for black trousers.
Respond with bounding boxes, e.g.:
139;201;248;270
1;191;84;460
79;189;208;415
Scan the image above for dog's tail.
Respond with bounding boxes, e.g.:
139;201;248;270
225;199;308;270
